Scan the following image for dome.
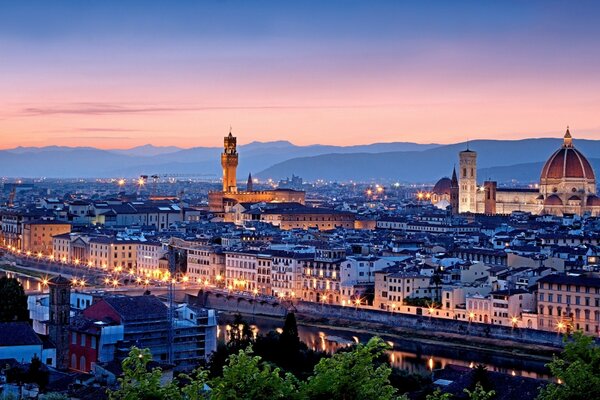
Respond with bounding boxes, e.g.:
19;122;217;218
587;195;600;207
544;195;563;206
540;129;595;181
432;177;452;195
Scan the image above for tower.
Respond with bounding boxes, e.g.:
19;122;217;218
48;275;71;370
459;148;477;213
246;173;253;192
483;181;497;215
221;130;238;193
450;167;459;215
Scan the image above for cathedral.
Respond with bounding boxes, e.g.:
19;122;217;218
431;128;600;216
208;131;306;213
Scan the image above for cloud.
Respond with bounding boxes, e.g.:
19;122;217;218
18;102;397;116
20;103;185;116
54;135;134;140
75;127;142;132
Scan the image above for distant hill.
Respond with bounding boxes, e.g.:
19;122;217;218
0;141;439;178
109;144;183;157
480;158;600;183
256;138;600;183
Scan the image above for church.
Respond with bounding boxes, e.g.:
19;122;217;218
208;131;306;213
431;128;600;216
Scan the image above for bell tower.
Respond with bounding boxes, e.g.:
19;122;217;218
48;275;71;371
221;130;238;193
459;148;477;213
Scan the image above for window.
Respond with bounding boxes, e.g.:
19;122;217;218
71;332;77;344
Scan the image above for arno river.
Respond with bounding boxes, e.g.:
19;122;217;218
1;268;551;379
217;313;552;379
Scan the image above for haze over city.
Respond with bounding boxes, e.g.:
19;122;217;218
2;1;600;149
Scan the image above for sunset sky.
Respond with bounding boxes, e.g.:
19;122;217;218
1;1;600;149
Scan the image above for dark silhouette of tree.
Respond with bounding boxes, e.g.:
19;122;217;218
0;277;28;322
471;364;492;392
280;313;300;353
430;267;444;302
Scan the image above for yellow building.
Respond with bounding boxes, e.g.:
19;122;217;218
22;220;71;255
537;274;600;335
89;237;140;272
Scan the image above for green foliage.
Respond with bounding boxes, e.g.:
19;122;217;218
178;368;210;400
209;346;299;400
537;331;600;400
302;337;406;400
464;382;495;400
0;276;28;322
426;389;453;400
107;347;186;400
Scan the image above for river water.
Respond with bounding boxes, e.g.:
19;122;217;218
217;313;551;379
0;267;552;379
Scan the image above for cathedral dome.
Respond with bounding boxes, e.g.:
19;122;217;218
544;195;563;206
432;177;452;195
540;128;595;181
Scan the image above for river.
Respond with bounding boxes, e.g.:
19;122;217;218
217;313;551;379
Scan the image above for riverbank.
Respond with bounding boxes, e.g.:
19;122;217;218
0;262;48;279
218;311;557;365
296;314;558;361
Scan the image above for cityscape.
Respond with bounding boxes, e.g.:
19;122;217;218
2;2;600;400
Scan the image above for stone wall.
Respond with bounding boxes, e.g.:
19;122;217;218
191;291;573;347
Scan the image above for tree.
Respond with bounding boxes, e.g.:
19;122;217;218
471;364;491;392
0;277;28;322
464;382;495;400
302;337;407;400
227;314;254;351
209;346;299;400
108;347;183;400
280;313;300;353
430;267;444;302
537;331;600;400
426;389;453;400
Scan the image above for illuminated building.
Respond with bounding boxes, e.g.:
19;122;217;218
430;128;600;216
208;130;305;213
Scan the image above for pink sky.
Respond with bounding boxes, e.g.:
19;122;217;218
2;2;600;149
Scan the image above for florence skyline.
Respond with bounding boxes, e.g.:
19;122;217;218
2;1;600;149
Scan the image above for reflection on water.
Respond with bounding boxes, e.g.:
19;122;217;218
0;270;43;292
218;314;551;380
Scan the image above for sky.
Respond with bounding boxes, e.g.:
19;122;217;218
1;1;600;149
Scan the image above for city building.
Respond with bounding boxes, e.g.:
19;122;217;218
537;274;600;335
431;129;600;216
22;219;71;255
208;131;306;213
73;295;217;372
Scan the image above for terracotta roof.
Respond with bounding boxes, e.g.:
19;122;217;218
540;131;595;181
432;177;452;195
543;195;563;206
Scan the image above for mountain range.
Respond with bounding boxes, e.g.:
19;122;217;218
1;138;599;184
